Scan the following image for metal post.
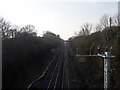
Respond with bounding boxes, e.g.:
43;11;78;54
104;51;111;89
109;17;112;28
118;1;120;27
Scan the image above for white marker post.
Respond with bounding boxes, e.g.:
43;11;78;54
103;49;115;89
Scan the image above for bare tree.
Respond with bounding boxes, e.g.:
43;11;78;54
95;23;103;32
0;17;11;39
95;14;110;32
77;28;84;36
20;25;36;33
19;24;37;37
78;23;92;36
0;17;20;39
100;14;109;29
9;25;18;38
112;14;119;26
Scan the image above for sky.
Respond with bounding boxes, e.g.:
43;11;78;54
0;0;119;40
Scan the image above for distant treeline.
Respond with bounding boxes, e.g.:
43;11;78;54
1;17;63;88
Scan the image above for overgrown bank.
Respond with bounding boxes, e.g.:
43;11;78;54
68;26;120;88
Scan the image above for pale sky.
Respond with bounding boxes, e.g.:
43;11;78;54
0;0;119;40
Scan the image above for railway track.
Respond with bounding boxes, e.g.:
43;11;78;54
47;49;64;89
27;44;70;89
27;47;60;89
64;42;70;88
